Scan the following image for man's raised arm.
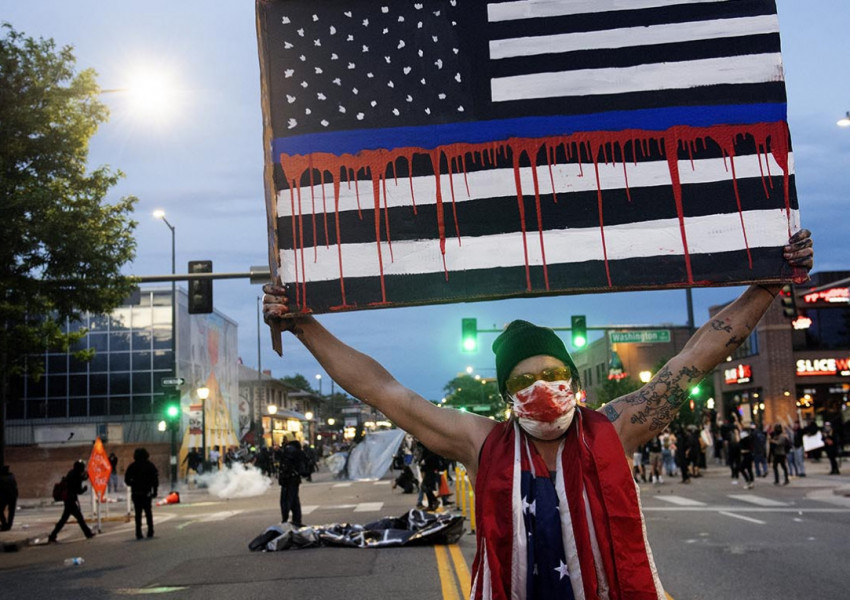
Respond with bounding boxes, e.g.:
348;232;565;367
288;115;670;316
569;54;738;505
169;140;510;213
262;287;495;468
600;229;814;455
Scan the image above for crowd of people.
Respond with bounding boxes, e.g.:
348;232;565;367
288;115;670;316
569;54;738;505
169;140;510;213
631;415;842;489
392;433;455;512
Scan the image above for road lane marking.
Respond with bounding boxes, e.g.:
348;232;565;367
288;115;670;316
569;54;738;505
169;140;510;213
448;544;471;599
332;483;352;488
718;511;766;525
435;545;462;600
655;496;707;507
199;510;242;522
115;587;189;595
354;502;383;512
302;505;318;515
374;481;391;486
727;494;789;507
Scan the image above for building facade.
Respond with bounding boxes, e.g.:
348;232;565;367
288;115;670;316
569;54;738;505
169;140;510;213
5;286;240;459
711;272;850;444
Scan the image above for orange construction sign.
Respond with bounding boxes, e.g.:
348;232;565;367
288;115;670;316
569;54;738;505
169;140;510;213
87;437;112;502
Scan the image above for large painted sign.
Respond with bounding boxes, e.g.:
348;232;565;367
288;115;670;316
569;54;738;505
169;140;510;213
257;0;800;314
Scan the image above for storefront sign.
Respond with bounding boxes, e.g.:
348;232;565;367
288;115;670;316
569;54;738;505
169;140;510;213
724;364;752;384
803;287;849;304
796;357;850;377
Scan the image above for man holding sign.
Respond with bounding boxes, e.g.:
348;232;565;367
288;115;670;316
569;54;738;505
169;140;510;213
262;229;812;599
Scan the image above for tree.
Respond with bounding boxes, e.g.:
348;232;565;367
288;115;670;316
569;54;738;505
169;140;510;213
442;375;504;419
0;25;138;465
281;374;313;392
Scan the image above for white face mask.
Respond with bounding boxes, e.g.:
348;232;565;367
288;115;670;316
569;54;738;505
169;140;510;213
509;379;577;440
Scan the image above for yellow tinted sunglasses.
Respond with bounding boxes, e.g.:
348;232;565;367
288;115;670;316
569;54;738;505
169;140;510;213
505;366;572;395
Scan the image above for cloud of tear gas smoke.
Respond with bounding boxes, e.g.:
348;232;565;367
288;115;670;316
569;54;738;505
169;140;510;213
197;463;271;499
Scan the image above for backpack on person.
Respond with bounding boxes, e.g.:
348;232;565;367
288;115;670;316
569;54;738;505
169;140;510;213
52;477;68;502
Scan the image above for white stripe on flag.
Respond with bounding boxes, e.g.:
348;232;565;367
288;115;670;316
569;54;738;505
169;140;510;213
491;53;784;102
488;0;729;22
489;15;779;59
555;443;587;600
281;209;799;283
490;53;784;102
277;152;795;217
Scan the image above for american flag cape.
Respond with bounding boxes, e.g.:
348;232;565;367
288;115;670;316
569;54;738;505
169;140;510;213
256;0;799;314
472;411;663;600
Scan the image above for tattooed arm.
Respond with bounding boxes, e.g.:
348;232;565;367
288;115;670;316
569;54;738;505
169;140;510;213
600;229;814;455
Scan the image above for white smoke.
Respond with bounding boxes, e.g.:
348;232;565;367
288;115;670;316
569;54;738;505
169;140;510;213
197;463;271;499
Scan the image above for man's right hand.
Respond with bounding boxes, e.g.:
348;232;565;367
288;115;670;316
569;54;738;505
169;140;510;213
262;283;306;332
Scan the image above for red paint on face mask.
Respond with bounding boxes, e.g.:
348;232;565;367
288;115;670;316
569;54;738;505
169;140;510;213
515;382;575;423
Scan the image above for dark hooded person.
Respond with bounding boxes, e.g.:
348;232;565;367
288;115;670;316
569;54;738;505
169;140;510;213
262;230;813;599
49;460;95;542
124;447;159;540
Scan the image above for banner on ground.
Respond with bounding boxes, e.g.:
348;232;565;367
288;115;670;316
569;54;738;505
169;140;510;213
256;0;800;313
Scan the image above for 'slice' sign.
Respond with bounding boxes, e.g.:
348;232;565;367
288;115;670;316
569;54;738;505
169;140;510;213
257;0;799;315
796;358;850;377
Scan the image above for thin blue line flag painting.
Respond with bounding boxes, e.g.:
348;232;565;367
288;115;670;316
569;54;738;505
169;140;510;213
256;0;800;314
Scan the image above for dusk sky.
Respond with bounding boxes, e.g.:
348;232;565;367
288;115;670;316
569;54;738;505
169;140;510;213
5;1;849;401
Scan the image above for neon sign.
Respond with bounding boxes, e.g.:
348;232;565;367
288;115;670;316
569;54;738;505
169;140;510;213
803;288;849;304
724;364;752;384
792;316;813;330
796;357;850;377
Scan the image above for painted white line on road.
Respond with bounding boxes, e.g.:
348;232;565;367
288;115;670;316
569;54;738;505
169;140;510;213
200;510;243;522
325;504;357;509
301;505;318;515
333;483;352;488
718;511;766;525
655;496;707;507
354;502;384;512
373;481;391;486
727;494;789;507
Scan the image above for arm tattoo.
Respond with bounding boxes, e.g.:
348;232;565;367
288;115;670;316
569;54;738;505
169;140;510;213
613;364;705;433
709;319;733;333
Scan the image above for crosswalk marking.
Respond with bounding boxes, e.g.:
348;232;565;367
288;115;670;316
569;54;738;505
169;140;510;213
718;511;766;525
332;482;352;488
354;502;384;512
655;496;707;507
373;481;391;486
727;494;789;507
199;510;242;522
301;505;318;515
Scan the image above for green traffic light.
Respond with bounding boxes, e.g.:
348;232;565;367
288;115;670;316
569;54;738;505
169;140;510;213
573;334;587;348
461;318;478;353
690;385;701;397
166;404;179;419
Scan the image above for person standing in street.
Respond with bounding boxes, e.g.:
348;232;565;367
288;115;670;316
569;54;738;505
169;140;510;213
739;424;756;490
823;422;841;475
791;421;806;477
124;448;159;540
49;460;95;542
108;451;120;495
769;424;790;486
278;438;306;527
0;465;19;531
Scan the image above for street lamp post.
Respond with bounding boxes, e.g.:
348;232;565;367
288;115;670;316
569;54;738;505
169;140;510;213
154;210;178;484
315;373;323;396
197;386;210;465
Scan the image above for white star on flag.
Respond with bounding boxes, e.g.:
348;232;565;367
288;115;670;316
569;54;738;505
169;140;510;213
554;560;570;580
521;496;536;515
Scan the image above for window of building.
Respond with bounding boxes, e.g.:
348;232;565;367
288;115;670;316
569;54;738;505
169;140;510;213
794;307;850;351
731;330;759;359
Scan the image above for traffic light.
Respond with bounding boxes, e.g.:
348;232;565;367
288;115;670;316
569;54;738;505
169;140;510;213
779;284;797;319
188;260;213;314
461;318;478;353
571;315;587;348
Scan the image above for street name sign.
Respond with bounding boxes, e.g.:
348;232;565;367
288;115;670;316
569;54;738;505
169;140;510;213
610;330;671;344
162;377;185;386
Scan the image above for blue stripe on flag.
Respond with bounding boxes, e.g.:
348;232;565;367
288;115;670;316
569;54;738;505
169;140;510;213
271;103;787;157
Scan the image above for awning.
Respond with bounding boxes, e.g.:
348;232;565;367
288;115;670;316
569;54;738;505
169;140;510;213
275;409;309;420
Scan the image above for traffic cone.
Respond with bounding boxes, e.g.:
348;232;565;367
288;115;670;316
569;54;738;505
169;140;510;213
156;491;180;506
439;472;453;505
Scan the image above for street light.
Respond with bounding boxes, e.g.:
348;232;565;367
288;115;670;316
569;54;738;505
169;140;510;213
315;373;323;395
327;418;335;426
196;386;210;462
837;111;850;127
154;210;178;413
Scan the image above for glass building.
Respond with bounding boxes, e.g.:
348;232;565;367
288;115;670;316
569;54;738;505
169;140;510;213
5;287;239;448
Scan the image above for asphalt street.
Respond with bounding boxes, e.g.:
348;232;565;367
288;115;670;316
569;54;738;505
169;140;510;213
1;459;848;600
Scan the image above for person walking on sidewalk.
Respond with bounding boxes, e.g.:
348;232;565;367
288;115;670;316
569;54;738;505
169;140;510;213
0;465;18;531
791;421;806;477
124;448;159;539
49;460;95;542
823;422;841;475
769;424;790;486
739;425;756;489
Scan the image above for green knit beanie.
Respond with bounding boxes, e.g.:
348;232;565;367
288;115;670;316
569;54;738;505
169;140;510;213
493;320;578;395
